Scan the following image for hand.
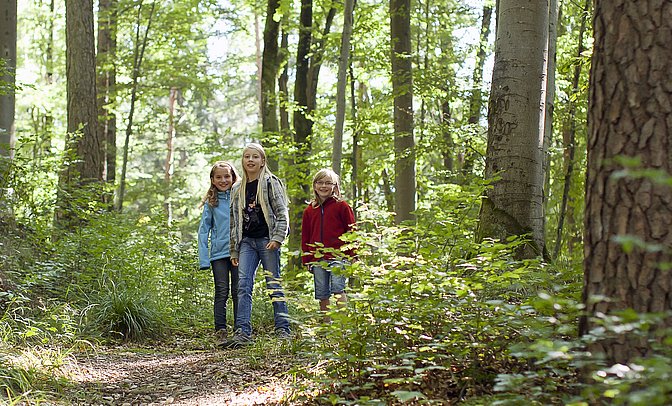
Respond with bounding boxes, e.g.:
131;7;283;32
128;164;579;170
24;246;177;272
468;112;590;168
231;258;239;267
266;240;280;250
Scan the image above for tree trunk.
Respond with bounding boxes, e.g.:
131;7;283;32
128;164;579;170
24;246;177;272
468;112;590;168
553;0;589;259
260;0;281;171
581;0;672;365
467;4;493;125
332;0;355;176
478;0;549;258
287;1;338;270
0;0;17;161
66;0;101;182
164;87;177;226
117;1;156;212
97;0;118;191
390;0;416;224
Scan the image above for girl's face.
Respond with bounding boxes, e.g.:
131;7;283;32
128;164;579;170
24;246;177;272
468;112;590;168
242;148;264;179
211;166;233;192
314;176;336;202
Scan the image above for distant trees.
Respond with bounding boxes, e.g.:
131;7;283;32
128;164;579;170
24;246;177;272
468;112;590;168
581;0;672;365
478;0;550;258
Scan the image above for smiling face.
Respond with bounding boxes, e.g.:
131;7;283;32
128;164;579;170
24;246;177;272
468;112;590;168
242;147;265;180
313;175;336;203
211;165;233;192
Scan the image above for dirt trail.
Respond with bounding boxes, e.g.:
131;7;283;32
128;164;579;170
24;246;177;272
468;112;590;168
57;339;298;405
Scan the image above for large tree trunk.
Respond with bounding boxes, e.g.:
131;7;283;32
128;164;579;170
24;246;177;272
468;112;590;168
390;0;416;224
478;0;549;258
332;0;355;176
580;0;672;366
65;0;102;182
97;0;118;193
56;0;102;227
0;0;17;161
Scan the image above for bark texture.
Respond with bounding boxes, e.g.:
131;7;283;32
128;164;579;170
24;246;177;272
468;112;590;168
97;0;118;184
479;0;549;257
390;0;416;224
65;0;101;182
261;0;281;136
581;0;672;365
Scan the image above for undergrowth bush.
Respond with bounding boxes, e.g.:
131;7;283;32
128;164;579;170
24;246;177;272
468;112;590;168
293;183;585;404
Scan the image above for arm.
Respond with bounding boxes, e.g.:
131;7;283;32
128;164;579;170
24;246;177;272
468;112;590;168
229;189;240;261
341;202;357;260
267;176;289;245
301;206;312;265
197;204;213;269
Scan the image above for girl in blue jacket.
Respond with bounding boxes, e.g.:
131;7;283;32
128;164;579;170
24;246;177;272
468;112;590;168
198;161;239;344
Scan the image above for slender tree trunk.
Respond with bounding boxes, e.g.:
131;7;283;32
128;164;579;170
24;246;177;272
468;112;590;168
164;87;177;226
0;0;17;161
580;0;672;365
255;10;263;127
553;0;589;259
41;0;55;160
0;0;17;219
117;1;156;212
468;5;493;125
349;60;359;210
390;0;416;224
97;0;118;199
260;0;281;171
332;0;354;176
278;25;289;138
478;0;549;258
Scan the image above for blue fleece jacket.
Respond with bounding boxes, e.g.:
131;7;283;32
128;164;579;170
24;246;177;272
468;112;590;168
197;190;232;269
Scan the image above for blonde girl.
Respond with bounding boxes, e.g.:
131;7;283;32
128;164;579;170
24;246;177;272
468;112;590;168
224;143;290;348
301;168;355;314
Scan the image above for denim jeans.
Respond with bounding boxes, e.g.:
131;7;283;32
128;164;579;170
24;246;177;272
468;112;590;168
235;237;290;337
312;260;348;300
212;258;238;331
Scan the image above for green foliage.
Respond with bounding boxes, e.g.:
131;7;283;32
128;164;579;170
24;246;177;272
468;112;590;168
84;282;164;341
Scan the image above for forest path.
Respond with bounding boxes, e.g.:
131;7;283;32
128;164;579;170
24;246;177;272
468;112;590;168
57;336;299;405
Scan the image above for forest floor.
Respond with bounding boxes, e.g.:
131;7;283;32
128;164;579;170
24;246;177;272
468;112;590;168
22;333;308;406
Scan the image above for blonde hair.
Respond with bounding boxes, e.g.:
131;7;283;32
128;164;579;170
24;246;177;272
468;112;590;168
200;161;238;208
311;168;343;207
233;143;286;222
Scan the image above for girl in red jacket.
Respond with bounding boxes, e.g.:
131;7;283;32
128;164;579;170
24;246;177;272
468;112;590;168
301;168;355;314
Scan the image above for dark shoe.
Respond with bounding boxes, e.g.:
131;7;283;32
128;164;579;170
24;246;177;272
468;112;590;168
276;329;291;341
215;329;228;346
221;333;252;349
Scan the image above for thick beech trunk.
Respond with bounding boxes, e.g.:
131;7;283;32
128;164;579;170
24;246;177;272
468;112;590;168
479;0;549;258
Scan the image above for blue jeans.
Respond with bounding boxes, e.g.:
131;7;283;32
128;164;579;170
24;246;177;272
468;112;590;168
312;260;348;300
212;258;238;331
235;237;290;337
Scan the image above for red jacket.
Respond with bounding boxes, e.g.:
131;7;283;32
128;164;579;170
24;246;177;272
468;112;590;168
301;197;355;264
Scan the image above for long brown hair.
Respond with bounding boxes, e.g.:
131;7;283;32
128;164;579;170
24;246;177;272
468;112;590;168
200;161;239;208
